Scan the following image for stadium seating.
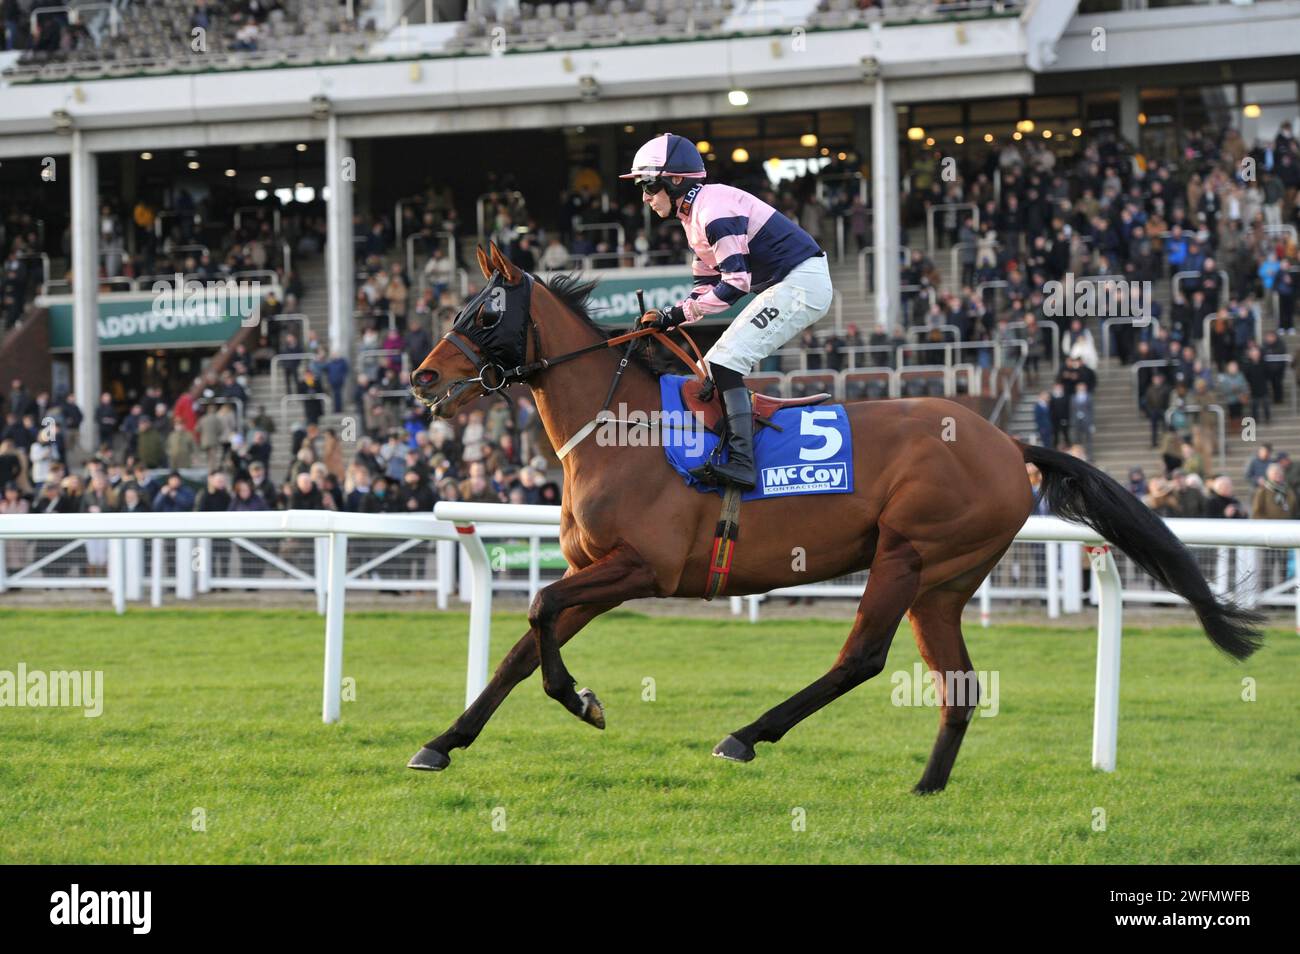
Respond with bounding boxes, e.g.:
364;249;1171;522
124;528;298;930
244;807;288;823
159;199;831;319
2;0;1025;80
4;0;374;82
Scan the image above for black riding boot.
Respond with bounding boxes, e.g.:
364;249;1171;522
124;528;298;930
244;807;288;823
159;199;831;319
690;387;757;491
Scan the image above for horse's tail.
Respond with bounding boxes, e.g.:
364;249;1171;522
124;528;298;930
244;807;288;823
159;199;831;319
1020;441;1264;661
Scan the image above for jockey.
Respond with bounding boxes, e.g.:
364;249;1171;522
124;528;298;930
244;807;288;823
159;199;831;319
622;133;833;491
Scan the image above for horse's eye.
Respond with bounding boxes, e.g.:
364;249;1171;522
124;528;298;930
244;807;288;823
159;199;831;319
478;307;501;330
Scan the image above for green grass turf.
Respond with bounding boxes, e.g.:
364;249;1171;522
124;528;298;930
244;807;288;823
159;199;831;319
1;607;1296;864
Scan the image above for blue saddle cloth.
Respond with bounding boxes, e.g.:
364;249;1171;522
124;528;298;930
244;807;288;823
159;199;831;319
657;374;854;501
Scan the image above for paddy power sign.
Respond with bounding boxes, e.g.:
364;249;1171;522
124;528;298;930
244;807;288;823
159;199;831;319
44;279;261;351
540;267;743;325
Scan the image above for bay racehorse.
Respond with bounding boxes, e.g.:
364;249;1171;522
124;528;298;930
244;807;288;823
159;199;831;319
407;243;1263;793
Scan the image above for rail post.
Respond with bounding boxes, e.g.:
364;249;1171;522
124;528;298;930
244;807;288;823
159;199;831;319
322;531;348;724
454;522;494;708
1088;545;1123;773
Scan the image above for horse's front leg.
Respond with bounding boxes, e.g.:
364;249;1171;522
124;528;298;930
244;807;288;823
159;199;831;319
530;543;658;727
408;601;616;771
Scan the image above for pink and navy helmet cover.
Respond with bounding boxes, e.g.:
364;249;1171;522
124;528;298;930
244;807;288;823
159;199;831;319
619;134;707;181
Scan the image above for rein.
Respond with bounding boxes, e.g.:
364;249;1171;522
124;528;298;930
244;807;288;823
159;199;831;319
440;272;710;459
441;278;708;394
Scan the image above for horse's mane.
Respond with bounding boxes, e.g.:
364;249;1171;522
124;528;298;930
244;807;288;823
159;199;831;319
541;272;670;378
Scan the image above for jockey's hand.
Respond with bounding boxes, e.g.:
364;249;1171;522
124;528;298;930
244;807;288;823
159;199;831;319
639;306;687;331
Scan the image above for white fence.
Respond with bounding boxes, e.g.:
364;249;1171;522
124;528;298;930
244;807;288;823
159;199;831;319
6;507;1299;774
0;511;547;721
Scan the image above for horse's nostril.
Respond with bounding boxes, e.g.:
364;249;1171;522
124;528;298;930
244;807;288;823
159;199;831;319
413;369;439;389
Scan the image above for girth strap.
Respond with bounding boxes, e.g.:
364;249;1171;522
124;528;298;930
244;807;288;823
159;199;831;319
704;484;743;601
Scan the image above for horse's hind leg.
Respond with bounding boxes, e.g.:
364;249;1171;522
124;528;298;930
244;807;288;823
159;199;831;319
408;601;617;771
908;584;983;795
713;523;921;762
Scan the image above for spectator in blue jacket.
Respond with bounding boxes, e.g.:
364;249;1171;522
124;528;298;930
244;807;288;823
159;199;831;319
151;471;196;512
325;351;350;413
1245;443;1274;490
1165;225;1188;276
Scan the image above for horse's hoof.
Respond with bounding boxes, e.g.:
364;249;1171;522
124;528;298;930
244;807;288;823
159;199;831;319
578;687;605;730
712;734;755;762
407;746;451;771
912;781;945;796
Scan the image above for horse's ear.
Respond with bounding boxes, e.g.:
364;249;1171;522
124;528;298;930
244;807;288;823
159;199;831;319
475;245;492;281
489;242;521;285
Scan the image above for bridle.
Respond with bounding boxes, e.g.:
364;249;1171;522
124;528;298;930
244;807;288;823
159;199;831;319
431;270;708;407
437;271;545;394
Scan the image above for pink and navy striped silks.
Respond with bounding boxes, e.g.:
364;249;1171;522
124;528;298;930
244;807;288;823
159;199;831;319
674;183;823;322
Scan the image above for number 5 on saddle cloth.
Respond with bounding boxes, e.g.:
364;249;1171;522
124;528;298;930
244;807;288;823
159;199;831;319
657;373;855;502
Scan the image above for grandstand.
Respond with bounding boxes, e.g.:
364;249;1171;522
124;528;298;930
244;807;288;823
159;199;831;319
1;0;1299;524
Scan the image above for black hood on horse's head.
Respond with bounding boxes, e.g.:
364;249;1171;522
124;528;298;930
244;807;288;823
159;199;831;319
449;271;535;369
452;269;672;381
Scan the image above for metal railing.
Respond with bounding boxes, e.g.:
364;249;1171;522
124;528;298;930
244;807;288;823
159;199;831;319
953;362;981;398
1173;269;1230;310
357;349;404;378
948;240;1002;284
925;203;979;253
974;279;1009;307
21;252;51;291
574;222;627;254
407;230;458;281
270;351;317;391
988;345;1028;432
233;207;281;235
1262;224;1298;244
1007;318;1060;375
907;322;960;343
1200;312;1262;364
394;195;424;246
280;393;329;431
477;190;526;242
856;245;912;298
1265;352;1299;416
1129;358;1179;412
196;396;245;436
269;314;310;346
30;3;120;37
1100;315;1155;359
154;210;200;240
895;364;955;399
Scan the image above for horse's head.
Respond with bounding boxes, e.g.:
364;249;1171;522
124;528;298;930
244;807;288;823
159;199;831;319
411;242;536;419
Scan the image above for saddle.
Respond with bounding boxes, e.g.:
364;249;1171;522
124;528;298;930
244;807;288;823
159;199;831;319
679;378;831;434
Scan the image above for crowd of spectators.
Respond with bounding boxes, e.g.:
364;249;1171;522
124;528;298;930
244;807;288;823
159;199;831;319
0;365;561;541
1119;439;1300;523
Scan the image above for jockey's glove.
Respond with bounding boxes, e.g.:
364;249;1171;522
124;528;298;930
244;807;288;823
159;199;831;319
640;305;687;331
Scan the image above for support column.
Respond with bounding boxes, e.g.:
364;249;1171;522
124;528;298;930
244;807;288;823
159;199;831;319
325;113;355;360
871;80;901;332
1118;82;1141;151
71;129;100;455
